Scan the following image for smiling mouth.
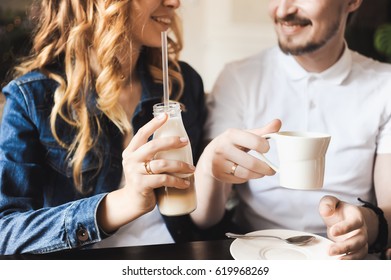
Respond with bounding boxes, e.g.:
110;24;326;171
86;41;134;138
151;16;172;25
276;15;312;29
276;19;312;35
282;21;304;26
280;21;310;28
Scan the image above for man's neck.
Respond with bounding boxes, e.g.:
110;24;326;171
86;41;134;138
293;39;346;73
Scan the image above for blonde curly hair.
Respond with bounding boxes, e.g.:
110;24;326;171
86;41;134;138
14;0;184;192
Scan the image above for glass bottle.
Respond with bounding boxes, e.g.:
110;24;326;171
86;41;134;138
153;102;197;216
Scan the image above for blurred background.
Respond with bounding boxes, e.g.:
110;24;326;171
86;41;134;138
0;0;390;93
0;0;33;87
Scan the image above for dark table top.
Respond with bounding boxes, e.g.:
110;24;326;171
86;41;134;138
0;239;235;260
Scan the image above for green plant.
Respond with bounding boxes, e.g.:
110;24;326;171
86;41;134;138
374;23;391;62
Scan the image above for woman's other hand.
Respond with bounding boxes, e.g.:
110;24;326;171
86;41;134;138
97;113;195;233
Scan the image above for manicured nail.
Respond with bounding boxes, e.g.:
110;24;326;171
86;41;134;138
329;247;337;255
189;165;196;171
156;113;166;120
179;137;188;143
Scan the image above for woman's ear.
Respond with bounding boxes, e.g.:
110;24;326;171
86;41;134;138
347;0;363;13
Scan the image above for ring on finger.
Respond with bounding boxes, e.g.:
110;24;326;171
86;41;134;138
230;162;239;176
144;160;154;175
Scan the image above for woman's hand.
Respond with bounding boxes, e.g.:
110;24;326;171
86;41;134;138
319;195;369;260
97;113;195;233
121;113;194;213
201;119;281;184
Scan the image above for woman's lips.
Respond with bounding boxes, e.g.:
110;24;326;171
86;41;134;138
151;16;172;25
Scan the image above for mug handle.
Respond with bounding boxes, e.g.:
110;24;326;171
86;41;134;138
259;133;279;172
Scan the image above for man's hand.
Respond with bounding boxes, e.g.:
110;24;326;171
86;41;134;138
319;195;369;259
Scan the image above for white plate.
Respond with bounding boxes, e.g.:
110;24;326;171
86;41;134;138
230;229;339;260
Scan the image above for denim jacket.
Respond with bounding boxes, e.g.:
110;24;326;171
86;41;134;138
0;58;206;255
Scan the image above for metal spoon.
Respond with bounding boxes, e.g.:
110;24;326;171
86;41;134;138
225;232;316;246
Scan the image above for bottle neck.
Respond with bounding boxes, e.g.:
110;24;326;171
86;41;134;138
153;102;182;118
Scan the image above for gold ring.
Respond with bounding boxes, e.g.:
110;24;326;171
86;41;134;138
144;160;154;175
230;163;238;176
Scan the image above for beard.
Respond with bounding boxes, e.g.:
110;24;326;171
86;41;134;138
276;14;341;56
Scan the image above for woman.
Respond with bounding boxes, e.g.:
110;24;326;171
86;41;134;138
0;0;206;255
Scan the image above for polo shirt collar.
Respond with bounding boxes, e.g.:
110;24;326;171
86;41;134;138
280;43;352;85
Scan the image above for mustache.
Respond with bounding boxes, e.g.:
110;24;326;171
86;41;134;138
275;14;312;26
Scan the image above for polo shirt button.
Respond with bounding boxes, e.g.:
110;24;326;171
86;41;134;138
309;100;316;109
77;228;89;242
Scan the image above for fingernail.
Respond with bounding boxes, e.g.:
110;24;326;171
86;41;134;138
189;165;196;171
329;246;338;255
156;113;166;120
184;179;190;185
179;137;188;143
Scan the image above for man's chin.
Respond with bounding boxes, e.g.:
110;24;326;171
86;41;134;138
278;41;323;56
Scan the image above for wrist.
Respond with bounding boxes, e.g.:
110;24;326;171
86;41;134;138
97;188;143;233
358;198;389;254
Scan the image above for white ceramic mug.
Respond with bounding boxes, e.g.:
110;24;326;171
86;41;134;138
261;131;331;190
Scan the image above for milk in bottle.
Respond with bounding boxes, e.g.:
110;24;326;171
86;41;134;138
153;102;197;216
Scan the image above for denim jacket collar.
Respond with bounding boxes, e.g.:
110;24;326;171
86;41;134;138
86;50;163;117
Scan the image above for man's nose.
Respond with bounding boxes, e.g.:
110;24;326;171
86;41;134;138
275;0;298;19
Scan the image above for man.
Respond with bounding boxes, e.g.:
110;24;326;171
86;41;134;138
192;0;391;260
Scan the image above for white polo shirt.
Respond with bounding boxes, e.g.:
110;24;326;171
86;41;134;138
205;46;391;233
